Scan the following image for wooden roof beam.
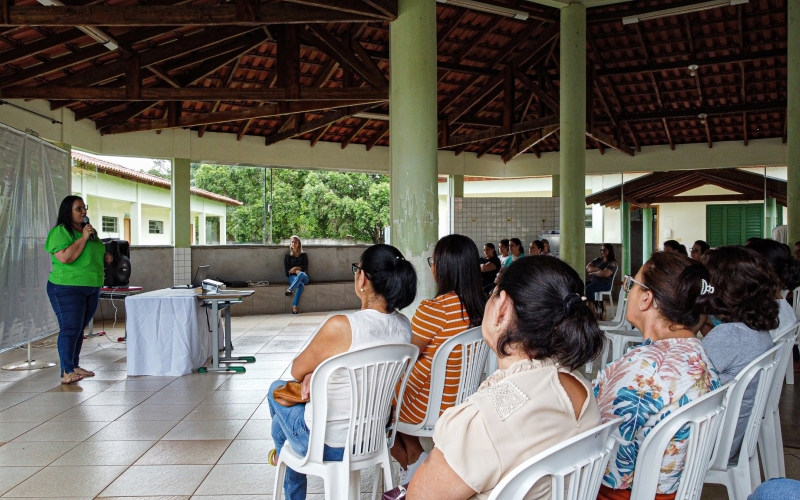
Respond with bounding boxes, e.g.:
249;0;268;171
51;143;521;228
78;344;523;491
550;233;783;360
618;101;787;122
280;0;388;20
365;121;388;151
265;102;379;146
596;48;787;78
502;124;557;163
303;25;387;89
106;99;380;134
446;114;558;148
662;118;674;150
341;118;369;149
308;122;331;146
587;128;633;157
0;3;392;27
450;16;504;64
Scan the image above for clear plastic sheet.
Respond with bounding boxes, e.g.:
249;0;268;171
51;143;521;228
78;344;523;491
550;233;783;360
0;124;69;352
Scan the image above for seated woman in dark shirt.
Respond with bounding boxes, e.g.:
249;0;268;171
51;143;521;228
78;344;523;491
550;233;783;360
284;235;309;314
479;243;501;293
585;243;618;304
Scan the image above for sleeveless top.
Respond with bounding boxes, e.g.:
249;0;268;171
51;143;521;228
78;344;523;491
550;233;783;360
304;309;412;447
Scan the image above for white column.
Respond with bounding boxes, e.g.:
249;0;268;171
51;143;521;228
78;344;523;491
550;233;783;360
220;215;227;245
198;211;207;245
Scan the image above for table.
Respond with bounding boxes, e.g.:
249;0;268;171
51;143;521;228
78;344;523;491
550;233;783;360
197;290;256;374
86;286;142;339
125;288;214;376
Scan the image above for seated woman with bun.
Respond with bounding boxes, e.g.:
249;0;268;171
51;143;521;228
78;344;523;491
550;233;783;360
594;252;720;500
267;244;417;500
407;256;606;500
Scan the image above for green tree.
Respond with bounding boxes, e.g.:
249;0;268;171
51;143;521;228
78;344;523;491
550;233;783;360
146;159;171;179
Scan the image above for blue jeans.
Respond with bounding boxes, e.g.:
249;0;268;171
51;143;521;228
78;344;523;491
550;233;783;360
46;282;99;375
267;380;344;500
748;478;800;499
287;272;309;308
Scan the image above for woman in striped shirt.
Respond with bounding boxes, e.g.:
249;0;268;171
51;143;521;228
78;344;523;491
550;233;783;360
391;234;487;475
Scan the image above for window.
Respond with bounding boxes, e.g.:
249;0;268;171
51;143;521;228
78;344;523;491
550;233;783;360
706;204;763;247
149;220;164;234
584;207;593;228
101;216;117;233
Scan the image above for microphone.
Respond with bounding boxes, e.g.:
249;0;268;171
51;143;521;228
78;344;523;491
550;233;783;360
82;216;95;239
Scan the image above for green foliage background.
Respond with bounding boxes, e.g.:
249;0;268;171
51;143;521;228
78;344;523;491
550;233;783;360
191;164;390;244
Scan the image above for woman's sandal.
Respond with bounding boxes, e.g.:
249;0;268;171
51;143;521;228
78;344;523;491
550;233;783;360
74;367;95;377
268;448;278;466
61;372;84;384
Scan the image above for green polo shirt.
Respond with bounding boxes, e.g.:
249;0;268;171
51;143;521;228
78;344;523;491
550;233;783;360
45;225;105;287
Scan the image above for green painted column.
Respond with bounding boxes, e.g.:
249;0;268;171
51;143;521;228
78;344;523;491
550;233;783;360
449;175;464;198
765;197;777;238
551;175;560;198
621;201;631;276
172;158;191;248
559;2;587;273
390;0;438;310
642;207;653;264
788;0;800;246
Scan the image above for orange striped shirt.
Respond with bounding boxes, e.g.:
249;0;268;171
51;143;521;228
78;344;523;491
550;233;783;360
399;292;471;425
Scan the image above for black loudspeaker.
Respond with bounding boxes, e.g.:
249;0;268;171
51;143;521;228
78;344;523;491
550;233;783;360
102;238;132;287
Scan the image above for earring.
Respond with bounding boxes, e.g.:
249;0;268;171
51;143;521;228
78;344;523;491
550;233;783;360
360;288;364;293
492;323;500;332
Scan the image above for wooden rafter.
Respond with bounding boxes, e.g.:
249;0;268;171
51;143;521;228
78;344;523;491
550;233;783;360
0;3;393;27
502;124;557;163
586;128;633;157
264;103;379;146
446;114;558;148
341;118;369;149
308;123;330;146
618;101;787;122
451;16;504;64
596;48;786;77
198;57;242;137
663;118;674;150
303;25;387;89
365;121;388;151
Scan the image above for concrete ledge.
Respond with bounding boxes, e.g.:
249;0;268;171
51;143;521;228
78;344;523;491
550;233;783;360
230;281;361;316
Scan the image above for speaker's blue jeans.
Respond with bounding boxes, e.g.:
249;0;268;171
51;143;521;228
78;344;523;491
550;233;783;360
267;379;344;500
46;282;99;375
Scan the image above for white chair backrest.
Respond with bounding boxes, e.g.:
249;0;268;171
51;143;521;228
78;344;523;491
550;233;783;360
629;385;730;500
766;324;799;414
486;418;622;500
304;343;418;468
600;288;628;329
708;343;782;471
407;326;491;433
793;288;800;320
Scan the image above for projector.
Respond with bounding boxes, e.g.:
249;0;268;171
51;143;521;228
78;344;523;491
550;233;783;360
201;279;225;294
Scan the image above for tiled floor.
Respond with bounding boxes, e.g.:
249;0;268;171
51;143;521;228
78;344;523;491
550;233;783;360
0;311;796;499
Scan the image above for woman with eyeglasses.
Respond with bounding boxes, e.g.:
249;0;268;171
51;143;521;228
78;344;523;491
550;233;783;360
690;240;710;261
45;196;112;384
266;244;417;500
594;252;720;500
501;238;525;267
391;234;488;479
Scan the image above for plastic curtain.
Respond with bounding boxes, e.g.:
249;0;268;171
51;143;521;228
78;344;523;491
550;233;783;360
0;124;69;352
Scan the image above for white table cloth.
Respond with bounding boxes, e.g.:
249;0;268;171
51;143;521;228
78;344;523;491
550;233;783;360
125;288;213;376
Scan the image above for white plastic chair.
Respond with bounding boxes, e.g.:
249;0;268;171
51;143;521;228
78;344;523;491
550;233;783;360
703;343;783;500
593;267;618;321
786;288;800;385
585;290;629;373
586;327;643;375
272;343;418;500
397;326;491;437
628;385;730;500
486;418;622;500
758;323;799;480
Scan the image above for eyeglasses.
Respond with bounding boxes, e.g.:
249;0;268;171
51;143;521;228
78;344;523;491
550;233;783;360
427;257;434;267
351;263;371;279
74;205;88;212
622;274;650;293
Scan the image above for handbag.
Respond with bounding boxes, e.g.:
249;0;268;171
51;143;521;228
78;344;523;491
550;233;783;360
272;380;309;407
381;483;409;500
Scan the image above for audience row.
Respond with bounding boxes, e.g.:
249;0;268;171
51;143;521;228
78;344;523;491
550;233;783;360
267;234;800;500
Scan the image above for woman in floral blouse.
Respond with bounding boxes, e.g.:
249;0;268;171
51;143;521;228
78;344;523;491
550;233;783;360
594;252;720;500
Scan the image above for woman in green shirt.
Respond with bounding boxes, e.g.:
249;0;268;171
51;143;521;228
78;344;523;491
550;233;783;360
45;196;111;384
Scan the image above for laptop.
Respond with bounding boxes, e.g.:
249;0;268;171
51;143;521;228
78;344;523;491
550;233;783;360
172;265;209;289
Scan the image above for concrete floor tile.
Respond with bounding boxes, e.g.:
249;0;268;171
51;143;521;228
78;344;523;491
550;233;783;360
0;467;41;496
0;441;80;466
12;421;108;442
193;464;274;495
3;465;127;498
118;404;196;421
162;420;247;441
51;440;156;466
89;420;178;441
135;440;231;465
99;465;213;497
183;404;258;421
217;439;273;464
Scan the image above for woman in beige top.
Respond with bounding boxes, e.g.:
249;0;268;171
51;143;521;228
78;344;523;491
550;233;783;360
407;257;606;500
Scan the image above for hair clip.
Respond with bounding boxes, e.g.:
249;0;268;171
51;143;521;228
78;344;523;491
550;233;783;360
700;279;714;295
395;256;405;261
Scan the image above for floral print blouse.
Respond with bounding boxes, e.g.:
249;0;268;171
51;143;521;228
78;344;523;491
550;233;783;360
593;338;721;495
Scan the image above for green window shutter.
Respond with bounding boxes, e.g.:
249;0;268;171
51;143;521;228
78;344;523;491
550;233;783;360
743;204;764;242
706;204;763;246
706;205;724;247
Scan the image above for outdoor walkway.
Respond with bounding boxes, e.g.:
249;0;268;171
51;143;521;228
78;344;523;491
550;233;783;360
0;312;795;499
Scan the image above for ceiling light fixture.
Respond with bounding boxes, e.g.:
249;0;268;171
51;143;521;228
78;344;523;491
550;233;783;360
622;0;748;25
698;113;708;124
688;64;699;77
436;0;529;20
37;0;118;51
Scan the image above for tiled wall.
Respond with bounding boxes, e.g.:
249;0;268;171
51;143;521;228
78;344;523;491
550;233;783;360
174;247;192;286
452;197;560;252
